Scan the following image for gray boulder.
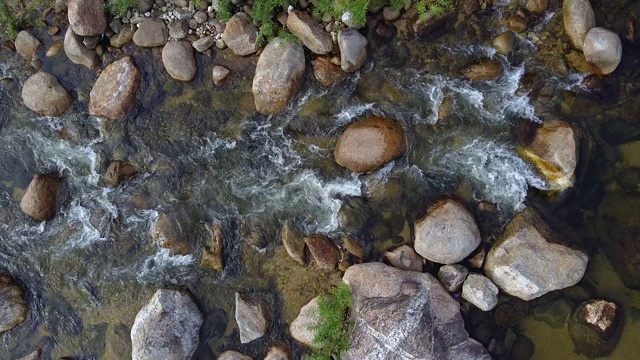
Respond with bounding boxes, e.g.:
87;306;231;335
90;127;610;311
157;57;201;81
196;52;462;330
162;41;197;82
15;31;41;60
133;18;169;47
22;72;72;117
64;27;99;69
68;0;107;36
337;28;367;73
20;174;60;221
384;245;423;272
461;273;499;311
131;289;203;360
222;13;258;56
0;274;27;335
89;56;141;120
235;292;268;343
438;264;469;293
563;0;595;49
286;10;332;54
583;27;622;75
289;296;321;348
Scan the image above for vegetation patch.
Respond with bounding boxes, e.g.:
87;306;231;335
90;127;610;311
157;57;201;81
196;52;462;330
105;0;138;18
0;1;19;39
306;283;353;360
251;0;288;46
416;0;456;19
0;0;55;39
217;0;233;20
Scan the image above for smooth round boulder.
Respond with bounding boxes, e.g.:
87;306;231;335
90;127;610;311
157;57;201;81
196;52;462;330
15;31;41;60
583;27;622;75
20;174;60;221
0;274;27;335
563;0;596;50
133;18;169;47
89;56;141;120
22;72;72;117
68;0;107;36
526;0;549;14
162;41;197;82
334;117;406;173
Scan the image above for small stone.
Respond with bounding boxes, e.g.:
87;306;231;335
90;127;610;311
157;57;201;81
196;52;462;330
583;27;622;75
211;65;230;84
384;245;423;272
110;24;136;48
311;56;347;87
150;213;191;255
493;31;514;55
48;26;60;35
338;28;368;72
281;220;306;266
162;40;197;82
0;274;27;335
437;264;469;292
83;35;100;49
64;27;100;69
15;349;41;360
526;0;549;14
133;18;169;47
194;10;208;23
169;20;189;40
382;6;400;22
341;234;365;258
15;31;42;60
218;351;253;360
463;60;502;81
338;259;351;271
192;36;215;52
188;19;199;30
461;273;499;311
105;161;137;186
30;59;42;70
235;293;269;343
222;12;259;56
264;346;291;360
305;234;340;269
506;15;528;33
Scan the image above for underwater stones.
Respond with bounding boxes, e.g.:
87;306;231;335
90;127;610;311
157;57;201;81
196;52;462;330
222;13;259;56
312;56;347;87
462;60;502;81
583;27;622;75
287;10;332;54
21;72;72;117
162;41;197;82
235;293;269;343
110;24;136;48
333;117;406;173
414;199;481;265
484;208;588;301
211;65;231;85
568;300;623;358
305;234;339;269
64;27;99;69
281;220;306;266
532;298;574;328
290;296;321;348
338;28;368;73
218;350;253;360
342;263;491;359
438;264;469;293
384;245;423;272
15;31;41;60
0;275;27;335
563;0;595;50
104;161;138;186
133;18;169;47
461;273;499;311
68;0;107;36
201;223;224;271
493;31;514;55
150;213;191;255
252;37;305;115
526;0;549;15
131;289;203;360
341;234;365;258
89;56;141;120
20;174;60;221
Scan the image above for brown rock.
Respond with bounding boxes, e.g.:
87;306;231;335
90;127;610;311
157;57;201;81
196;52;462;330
68;0;107;36
282;220;306;266
0;274;27;335
104;161;137;186
150;213;190;255
506;15;528;33
20;175;60;221
222;12;258;56
133;18;169;47
45;41;63;57
89;56;141;120
211;65;230;84
286;10;332;54
526;0;549;14
341;234;364;258
305;234;339;269
201;223;224;271
312;56;347;87
384;245;423;272
493;31;514;55
21;72;72;117
462;60;502;81
15;31;41;60
264;346;291;360
110;24;136;48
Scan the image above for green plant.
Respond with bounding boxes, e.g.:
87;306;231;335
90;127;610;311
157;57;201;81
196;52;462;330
251;0;287;46
216;0;232;20
192;0;201;8
306;283;353;360
0;1;19;39
416;0;455;20
106;0;138;18
278;29;301;44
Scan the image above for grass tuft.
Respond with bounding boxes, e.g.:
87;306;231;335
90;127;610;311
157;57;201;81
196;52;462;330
105;0;138;18
278;29;301;44
217;0;233;20
306;283;353;360
416;0;456;20
0;1;19;39
251;0;287;46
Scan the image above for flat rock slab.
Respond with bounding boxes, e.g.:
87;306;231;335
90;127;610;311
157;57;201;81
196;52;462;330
89;56;141;120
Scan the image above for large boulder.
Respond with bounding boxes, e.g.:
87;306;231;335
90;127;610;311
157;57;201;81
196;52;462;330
133;18;169;47
337;28;367;73
0;275;27;335
252;37;305;115
22;72;72;117
222;13;259;56
15;31;41;60
162;41;197;82
414;199;481;265
484;208;588;301
563;0;595;50
568;299;623;358
20;174;60;221
68;0;107;36
131;289;203;360
289;296;321;348
89;56;141;120
286;10;332;54
333;117;406;173
342;263;491;359
583;27;622;75
235;293;269;343
64;27;99;69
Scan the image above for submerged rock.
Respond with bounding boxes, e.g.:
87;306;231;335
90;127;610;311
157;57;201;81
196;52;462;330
287;10;332;54
341;234;365;258
211;65;231;85
15;349;41;360
438;264;469;293
89;56;141;120
20;174;60;221
533;298;574;328
563;0;595;50
461;273;499;311
463;60;502;81
110;24;136;48
282;220;306;266
305;234;339;269
21;72;72;117
15;31;41;60
131;289;203;360
484;208;588;301
493;31;514;55
68;0;107;36
334;117;406;173
133;18;169;47
526;0;549;15
64;27;99;69
264;346;291;360
235;293;269;343
104;160;138;186
342;263;491;359
583;27;622;75
0;275;27;335
338;28;368;73
150;213;191;255
384;245;423;272
569;300;623;358
312;56;347;87
201;223;224;271
222;13;259;56
290;296;321;348
162;41;197;82
218;351;253;360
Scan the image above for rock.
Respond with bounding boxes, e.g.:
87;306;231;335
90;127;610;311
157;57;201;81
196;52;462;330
519;119;578;191
333;117;406;173
20;175;60;221
235;292;268;343
286;10;332;54
494;299;529;327
506;15;528;33
264;346;291;360
460;0;480;15
194;10;208;23
46;41;63;57
192;36;215;52
281;220;306;266
68;0;107;36
162;41;197;82
289;296;320;348
526;0;549;14
563;0;595;50
569;300;623;358
168;20;189;40
533;298;574;328
616;167;640;190
414;199;481;265
64;27;99;69
382;6;400;22
104;161;137;186
384;245;423;272
342;263;491;359
201;223;224;271
89;56;141;120
211;65;230;84
463;60;502;81
461;273;499;311
131;289;203;360
311;56;347;87
252;37;305;115
133;18;169;47
21;72;72;117
484;208;588;301
15;31;41;59
583;27;622;75
341;234;365;258
0;275;27;335
338;28;368;73
438;264;469;292
222;13;258;56
110;24;136;47
305;234;339;269
218;350;253;360
15;349;41;360
150;213;191;255
493;31;514;55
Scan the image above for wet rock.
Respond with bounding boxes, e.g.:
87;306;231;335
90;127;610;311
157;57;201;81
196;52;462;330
569;300;623;358
264;346;291;360
218;350;253;360
506;15;528;33
68;0;107;36
508;335;535;360
211;65;230;84
20;175;60;221
460;0;480;15
0;275;27;335
334;117;406;173
414;199;481;265
201;223;224;271
338;28;368;73
467;247;486;269
64;27;99;69
252;37;305;115
616;167;640;190
89;56;141;120
384;245;423;272
463;60;502;81
162;41;197;82
192;36;215;52
289;296;320;348
533;298;574;328
484;208;588;301
168;20;189;40
563;0;595;50
46;41;63;57
133;18;169;47
383;6;400;22
222;13;259;56
583;27;622;75
341;234;365;258
21;72;72;117
15;31;41;60
104;161;137;186
281;220;306;266
339;259;351;271
493;31;514;55
311;56;347;87
131;289;203;360
526;0;549;15
343;263;491;359
305;234;339;269
438;264;469;293
235;292;269;343
461;273;499;311
150;213;191;255
16;349;41;360
286;10;332;54
494;299;529;327
110;24;136;48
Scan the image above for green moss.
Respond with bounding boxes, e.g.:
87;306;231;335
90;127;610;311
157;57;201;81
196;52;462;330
251;0;287;46
416;0;456;20
306;283;353;360
217;0;232;20
278;29;301;44
106;0;138;18
0;1;19;39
